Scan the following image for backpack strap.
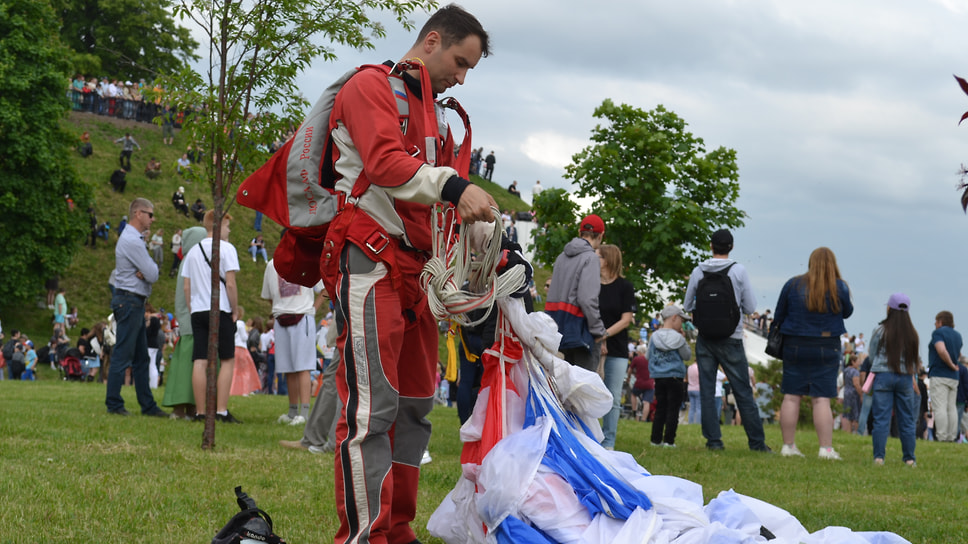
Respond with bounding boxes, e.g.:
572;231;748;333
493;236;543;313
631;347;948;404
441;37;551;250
198;243;227;286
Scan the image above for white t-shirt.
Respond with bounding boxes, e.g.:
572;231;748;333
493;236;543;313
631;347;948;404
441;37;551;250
180;238;240;314
714;369;726;398
235;320;248;348
261;259;321;316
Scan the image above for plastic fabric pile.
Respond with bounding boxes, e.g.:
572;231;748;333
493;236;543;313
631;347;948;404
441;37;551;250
427;298;911;544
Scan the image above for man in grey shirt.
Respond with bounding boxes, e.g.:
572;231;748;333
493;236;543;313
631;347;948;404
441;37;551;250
105;197;167;417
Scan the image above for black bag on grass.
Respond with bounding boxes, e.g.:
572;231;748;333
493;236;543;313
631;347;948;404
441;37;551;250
212;486;286;544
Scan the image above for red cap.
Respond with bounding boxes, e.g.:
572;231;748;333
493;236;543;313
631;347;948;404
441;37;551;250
580;214;605;234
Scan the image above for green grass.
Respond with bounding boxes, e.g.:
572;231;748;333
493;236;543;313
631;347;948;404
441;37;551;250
0;370;960;543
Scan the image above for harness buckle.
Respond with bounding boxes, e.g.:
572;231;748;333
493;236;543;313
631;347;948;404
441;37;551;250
365;231;390;255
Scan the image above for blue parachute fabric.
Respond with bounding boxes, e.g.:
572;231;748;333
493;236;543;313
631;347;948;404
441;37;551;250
523;363;653;520
492;515;559;544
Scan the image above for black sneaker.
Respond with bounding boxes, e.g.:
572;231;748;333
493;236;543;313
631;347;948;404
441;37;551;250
216;412;243;424
143;409;170;418
108;408;131;416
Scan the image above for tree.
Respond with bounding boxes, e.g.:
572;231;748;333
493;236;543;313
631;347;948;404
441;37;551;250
161;0;434;449
563;99;746;314
52;0;199;81
0;0;92;305
529;188;579;268
955;75;968;211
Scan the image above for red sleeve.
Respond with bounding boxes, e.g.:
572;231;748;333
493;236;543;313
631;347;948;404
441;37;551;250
332;69;426;189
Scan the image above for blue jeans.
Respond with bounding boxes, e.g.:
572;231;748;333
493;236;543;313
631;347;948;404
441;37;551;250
254;211;263;232
857;393;873;435
871;372;917;462
105;291;160;413
696;337;767;450
601;356;628;448
688;390;701;423
248;246;268;262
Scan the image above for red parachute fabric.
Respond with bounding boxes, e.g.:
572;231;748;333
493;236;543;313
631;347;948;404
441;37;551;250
460;334;524;466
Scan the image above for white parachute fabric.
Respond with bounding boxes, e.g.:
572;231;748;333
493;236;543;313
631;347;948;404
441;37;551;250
425;218;911;544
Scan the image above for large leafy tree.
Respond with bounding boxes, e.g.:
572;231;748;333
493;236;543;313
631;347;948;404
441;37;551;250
0;0;92;305
162;0;434;449
52;0;199;80
561;99;746;314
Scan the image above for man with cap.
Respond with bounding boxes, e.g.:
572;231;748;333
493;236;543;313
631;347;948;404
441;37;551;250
546;214;607;371
683;229;770;452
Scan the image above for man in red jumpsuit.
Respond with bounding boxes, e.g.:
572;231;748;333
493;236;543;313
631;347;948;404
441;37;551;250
325;6;495;544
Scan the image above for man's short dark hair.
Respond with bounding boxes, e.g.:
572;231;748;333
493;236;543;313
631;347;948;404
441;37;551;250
937;310;955;328
415;4;490;58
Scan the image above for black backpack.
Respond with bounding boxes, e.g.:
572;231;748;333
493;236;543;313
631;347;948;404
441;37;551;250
693;263;740;340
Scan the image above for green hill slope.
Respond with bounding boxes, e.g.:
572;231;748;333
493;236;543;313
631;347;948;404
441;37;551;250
1;113;532;343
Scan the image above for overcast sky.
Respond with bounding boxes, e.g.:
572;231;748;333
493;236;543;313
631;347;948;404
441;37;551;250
254;0;968;354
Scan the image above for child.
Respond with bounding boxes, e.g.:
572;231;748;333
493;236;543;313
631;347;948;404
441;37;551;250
647;304;692;447
22;340;37;381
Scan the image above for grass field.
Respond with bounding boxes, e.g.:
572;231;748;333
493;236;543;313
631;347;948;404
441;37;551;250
1;368;962;543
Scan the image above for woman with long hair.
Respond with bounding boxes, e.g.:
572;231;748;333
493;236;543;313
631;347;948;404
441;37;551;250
596;244;637;450
867;293;919;466
774;247;853;460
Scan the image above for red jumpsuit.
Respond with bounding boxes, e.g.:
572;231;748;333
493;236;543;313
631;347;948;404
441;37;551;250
325;63;468;544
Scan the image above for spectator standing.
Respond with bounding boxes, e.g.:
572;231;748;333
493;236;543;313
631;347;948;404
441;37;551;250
868;293;920;466
546;214;607;371
279;324;342;454
105;198;168;417
683;229;770;452
627;344;654;422
22;340;37;381
161;106;176;145
114;133;140;170
842;354;863;434
53;288;68;330
169;229;183;278
773;247;853;459
230;306;262;396
957;357;968;441
686;362;701;424
483;150;495;180
161;226;206;419
149;228;165;268
532;179;543;196
927;310;963;442
181;210;241;423
596;243;637;450
647;304;692;447
261;259;323;425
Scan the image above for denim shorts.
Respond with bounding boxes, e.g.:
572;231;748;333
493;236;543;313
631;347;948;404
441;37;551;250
781;335;840;398
632;388;655;403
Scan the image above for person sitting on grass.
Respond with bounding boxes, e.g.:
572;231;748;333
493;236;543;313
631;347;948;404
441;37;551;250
145;157;162;179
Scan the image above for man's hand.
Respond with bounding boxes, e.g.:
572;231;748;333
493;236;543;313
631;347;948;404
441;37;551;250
457;184;497;223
